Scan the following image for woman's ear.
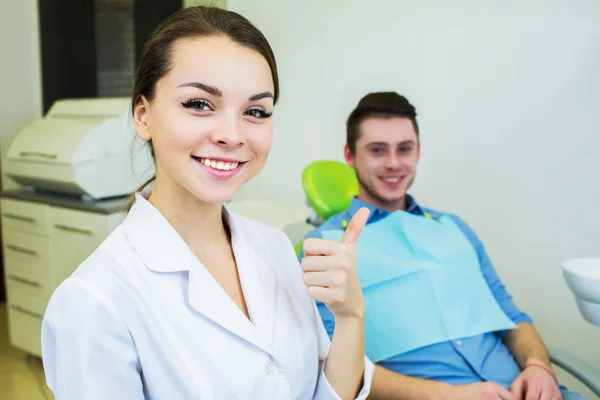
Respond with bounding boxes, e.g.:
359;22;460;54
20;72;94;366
133;96;152;142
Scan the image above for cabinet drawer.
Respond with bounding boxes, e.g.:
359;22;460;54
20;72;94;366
1;198;50;236
2;228;52;270
51;207;113;288
51;233;104;290
6;289;47;357
51;206;111;238
5;259;52;299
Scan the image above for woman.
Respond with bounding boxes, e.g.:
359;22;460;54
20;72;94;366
41;5;373;400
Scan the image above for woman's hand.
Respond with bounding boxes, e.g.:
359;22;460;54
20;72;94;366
300;207;370;319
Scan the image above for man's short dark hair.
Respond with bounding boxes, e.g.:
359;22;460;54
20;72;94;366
346;92;418;154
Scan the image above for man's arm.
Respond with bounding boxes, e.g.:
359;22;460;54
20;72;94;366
449;215;560;398
449;215;552;368
502;322;554;373
501;323;562;399
449;214;533;328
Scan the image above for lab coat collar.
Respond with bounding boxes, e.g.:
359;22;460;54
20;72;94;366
123;191;277;355
123;192;196;273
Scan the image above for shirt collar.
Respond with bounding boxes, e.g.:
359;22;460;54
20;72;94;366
347;194;425;223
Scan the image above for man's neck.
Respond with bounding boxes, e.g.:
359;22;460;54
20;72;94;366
356;192;408;213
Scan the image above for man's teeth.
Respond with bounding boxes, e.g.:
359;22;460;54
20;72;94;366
382;177;401;183
199;158;239;171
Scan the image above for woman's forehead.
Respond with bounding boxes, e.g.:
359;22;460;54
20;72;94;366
160;36;274;98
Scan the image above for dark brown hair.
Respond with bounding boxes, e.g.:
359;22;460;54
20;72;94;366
346;92;418;154
126;6;279;210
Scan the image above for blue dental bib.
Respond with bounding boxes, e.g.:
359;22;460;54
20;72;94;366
322;211;516;363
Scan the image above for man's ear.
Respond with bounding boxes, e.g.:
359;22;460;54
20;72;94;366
133;96;152;142
344;144;355;169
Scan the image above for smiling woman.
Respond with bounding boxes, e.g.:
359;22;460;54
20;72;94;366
127;7;279;208
132;34;276;207
39;5;374;400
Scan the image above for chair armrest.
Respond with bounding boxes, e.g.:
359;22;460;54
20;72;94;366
549;347;600;397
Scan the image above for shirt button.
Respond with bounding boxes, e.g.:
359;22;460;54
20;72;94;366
455;340;463;346
267;363;279;376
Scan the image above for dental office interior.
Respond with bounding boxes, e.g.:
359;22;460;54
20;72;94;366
1;0;599;399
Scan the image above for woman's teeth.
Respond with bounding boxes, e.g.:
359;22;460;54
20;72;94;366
198;158;239;171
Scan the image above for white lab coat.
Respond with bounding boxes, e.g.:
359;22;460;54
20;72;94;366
41;192;374;400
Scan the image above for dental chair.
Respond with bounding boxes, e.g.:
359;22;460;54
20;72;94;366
293;160;359;256
302;160;359;227
300;159;600;398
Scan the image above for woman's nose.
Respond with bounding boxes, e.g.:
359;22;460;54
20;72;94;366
210;116;246;148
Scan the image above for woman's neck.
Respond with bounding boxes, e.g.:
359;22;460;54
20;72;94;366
148;178;230;255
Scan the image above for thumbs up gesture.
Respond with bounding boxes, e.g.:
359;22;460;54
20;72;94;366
301;208;370;319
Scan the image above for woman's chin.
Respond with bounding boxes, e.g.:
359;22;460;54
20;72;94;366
189;184;241;205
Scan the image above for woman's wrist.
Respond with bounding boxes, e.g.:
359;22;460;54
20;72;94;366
333;314;365;337
334;308;365;322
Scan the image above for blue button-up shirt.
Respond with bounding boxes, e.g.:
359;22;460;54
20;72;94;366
299;195;533;389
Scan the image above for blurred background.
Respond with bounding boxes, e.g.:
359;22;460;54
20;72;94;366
0;0;598;399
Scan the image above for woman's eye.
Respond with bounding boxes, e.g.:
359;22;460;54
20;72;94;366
245;108;273;119
181;99;212;111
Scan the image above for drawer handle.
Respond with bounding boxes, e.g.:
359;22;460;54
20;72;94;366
8;275;41;288
19;151;57;160
3;213;36;223
6;244;38;256
54;224;93;236
10;305;43;320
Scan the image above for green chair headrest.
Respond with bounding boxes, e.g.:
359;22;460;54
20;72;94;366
302;160;359;221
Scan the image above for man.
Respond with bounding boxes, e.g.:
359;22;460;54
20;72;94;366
299;92;585;400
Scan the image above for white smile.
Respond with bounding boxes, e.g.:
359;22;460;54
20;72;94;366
381;177;402;183
196;157;240;171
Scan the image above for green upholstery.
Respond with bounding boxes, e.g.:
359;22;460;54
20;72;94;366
302;160;359;221
294;240;303;257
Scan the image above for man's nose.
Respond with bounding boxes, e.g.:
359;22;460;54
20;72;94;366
384;154;402;169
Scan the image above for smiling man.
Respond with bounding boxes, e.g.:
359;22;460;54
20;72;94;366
299;92;585;400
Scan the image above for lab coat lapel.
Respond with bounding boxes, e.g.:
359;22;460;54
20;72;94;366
231;222;277;348
124;192;273;355
187;264;271;355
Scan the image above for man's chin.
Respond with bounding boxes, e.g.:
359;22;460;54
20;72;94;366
376;185;408;202
366;191;407;208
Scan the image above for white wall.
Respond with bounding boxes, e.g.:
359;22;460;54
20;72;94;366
0;0;43;190
229;0;600;397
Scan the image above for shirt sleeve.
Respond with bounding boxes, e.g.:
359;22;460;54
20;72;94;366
42;278;145;399
312;303;375;400
449;214;533;328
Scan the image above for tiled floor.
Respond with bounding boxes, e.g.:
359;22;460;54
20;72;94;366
0;302;54;400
